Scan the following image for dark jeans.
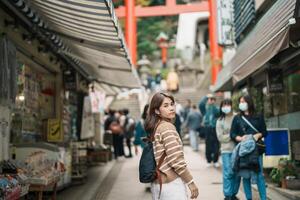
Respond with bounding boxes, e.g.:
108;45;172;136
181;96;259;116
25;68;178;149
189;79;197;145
125;137;132;156
113;134;125;159
204;127;220;163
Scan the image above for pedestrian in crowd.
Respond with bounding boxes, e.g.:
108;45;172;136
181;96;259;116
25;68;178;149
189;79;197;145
104;109;116;131
216;99;240;200
105;109;124;159
115;110;125;158
133;104;149;155
175;100;184;122
230;95;267;200
122;109;135;158
182;99;192;122
199;94;220;167
184;105;202;152
145;92;199;200
166;68;179;92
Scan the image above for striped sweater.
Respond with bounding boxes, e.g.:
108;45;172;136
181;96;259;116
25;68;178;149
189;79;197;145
153;121;194;185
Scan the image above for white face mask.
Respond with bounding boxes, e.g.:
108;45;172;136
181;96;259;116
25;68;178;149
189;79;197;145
239;102;248;111
221;106;231;114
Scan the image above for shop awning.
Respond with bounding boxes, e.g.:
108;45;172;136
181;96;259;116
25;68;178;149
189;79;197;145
214;0;298;91
10;0;140;89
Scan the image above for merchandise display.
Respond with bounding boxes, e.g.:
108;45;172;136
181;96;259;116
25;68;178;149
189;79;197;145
0;175;21;200
15;151;61;185
0;160;29;200
71;141;88;184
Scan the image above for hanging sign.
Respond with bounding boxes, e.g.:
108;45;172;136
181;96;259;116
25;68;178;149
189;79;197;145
90;91;106;113
80;96;95;139
47;119;63;142
217;0;235;46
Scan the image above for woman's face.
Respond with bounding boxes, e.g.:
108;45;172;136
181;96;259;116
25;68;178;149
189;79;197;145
240;97;246;103
239;97;249;112
158;97;176;120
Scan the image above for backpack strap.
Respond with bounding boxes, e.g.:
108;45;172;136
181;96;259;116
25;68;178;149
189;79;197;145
241;116;259;133
151;120;166;199
156;153;166;199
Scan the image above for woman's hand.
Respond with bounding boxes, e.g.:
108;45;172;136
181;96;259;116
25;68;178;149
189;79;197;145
235;136;243;142
253;133;262;141
188;182;199;199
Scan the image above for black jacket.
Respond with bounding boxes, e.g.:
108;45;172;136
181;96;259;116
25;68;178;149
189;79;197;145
230;114;267;142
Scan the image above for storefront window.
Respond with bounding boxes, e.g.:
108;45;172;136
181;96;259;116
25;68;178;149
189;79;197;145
287;71;300;113
261;69;300;118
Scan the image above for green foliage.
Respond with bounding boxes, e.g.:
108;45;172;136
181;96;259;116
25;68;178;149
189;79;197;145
232;91;242;113
137;16;178;59
160;68;170;79
269;158;298;185
249;87;263;114
113;0;165;8
270;168;281;184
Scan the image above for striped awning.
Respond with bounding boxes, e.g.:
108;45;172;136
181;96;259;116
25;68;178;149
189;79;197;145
214;0;297;91
10;0;140;90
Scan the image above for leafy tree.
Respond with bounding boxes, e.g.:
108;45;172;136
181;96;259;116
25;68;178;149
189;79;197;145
137;16;178;59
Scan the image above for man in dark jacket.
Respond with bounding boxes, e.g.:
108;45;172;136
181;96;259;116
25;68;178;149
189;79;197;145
199;94;220;167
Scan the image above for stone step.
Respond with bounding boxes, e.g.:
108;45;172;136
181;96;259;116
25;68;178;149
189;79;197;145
110;96;141;120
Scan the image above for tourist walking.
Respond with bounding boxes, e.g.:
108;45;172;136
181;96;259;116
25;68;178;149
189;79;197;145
199;94;220;167
216;99;240;200
184;105;202;151
145;92;199;200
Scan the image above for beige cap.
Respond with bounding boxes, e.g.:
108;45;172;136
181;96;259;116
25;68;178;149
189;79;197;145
207;93;215;99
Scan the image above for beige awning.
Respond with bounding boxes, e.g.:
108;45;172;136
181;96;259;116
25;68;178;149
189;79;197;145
27;0;141;89
214;0;297;91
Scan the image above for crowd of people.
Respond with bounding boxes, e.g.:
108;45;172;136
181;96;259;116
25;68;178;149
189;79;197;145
104;92;267;200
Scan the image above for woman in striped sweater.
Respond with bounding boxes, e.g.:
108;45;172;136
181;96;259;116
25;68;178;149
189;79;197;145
145;92;199;200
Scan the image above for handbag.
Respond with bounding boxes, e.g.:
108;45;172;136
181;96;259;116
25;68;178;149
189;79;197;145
109;121;123;135
241;116;266;155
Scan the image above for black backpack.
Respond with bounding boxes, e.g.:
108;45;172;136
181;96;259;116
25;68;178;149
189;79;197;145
139;140;157;183
139;121;166;183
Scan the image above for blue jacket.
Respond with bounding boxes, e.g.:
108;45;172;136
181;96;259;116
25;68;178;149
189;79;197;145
198;97;219;128
185;110;202;131
231;135;260;182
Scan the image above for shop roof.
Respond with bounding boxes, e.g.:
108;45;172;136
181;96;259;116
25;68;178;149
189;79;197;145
5;0;141;92
214;0;298;92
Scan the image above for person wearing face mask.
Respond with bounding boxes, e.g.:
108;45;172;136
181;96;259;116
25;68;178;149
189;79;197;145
230;95;267;200
216;99;240;200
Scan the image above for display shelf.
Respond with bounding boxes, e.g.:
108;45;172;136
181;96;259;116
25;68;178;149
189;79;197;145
71;141;88;184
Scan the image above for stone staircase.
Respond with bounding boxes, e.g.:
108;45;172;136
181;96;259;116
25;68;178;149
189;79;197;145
109;95;141;120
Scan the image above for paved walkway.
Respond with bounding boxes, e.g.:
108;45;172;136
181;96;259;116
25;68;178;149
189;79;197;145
57;144;294;200
98;146;244;200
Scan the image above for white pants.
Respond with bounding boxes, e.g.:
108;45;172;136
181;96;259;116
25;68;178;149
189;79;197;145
151;178;188;200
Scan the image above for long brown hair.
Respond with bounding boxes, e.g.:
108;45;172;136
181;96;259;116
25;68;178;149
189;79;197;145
144;92;175;134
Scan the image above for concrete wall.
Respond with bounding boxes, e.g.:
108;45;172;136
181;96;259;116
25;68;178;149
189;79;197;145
176;12;209;62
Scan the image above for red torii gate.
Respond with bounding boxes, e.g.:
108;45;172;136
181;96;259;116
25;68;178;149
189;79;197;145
116;0;222;84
